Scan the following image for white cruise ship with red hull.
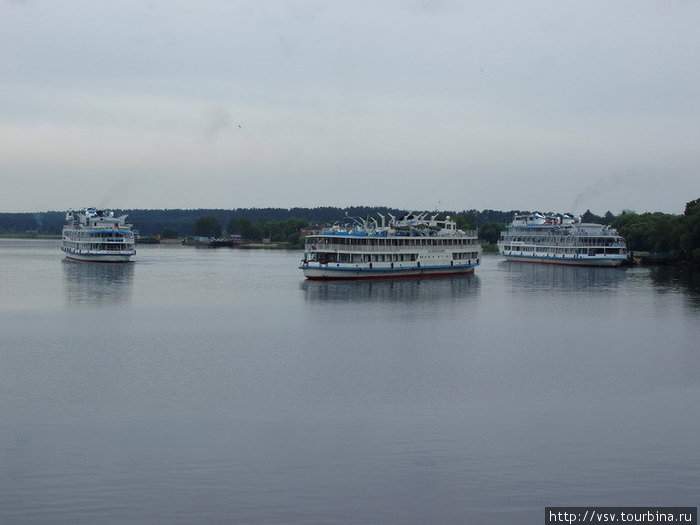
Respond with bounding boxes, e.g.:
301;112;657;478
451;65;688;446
497;213;628;267
61;208;136;262
300;213;481;280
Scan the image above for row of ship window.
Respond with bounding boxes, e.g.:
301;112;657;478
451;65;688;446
502;237;623;246
310;251;480;263
503;246;625;255
507;228;616;235
63;232;132;239
311;237;477;246
62;241;130;251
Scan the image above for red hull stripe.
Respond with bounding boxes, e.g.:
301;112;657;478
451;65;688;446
65;256;133;263
305;268;475;280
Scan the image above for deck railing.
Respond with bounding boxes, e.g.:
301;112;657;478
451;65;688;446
305;242;479;253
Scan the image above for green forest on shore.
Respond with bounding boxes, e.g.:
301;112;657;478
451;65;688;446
2;198;699;263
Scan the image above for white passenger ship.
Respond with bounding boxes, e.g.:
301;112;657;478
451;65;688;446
300;213;481;280
497;213;628;266
61;208;136;262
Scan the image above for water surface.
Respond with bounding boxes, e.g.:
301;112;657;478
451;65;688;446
1;239;699;523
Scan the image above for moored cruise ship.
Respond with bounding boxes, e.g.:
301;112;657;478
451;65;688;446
300;213;481;280
497;213;628;266
62;208;136;262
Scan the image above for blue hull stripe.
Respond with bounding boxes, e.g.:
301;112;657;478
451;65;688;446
502;253;626;262
300;263;479;272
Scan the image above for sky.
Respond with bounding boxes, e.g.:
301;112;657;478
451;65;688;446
1;1;699;215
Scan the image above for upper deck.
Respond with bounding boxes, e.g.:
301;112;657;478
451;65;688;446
63;208;132;231
503;213;622;238
307;213;477;240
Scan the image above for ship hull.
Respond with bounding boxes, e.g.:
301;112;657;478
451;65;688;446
301;264;476;280
500;254;625;267
64;253;134;263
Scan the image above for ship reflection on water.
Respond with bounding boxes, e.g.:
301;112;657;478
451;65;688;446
301;273;480;304
500;259;628;295
62;260;135;307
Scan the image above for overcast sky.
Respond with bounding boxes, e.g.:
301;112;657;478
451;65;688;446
2;1;699;214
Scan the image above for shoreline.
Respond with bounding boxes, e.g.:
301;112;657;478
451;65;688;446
0;234;61;239
2;235;698;266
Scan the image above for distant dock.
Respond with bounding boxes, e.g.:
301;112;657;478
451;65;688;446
182;236;234;248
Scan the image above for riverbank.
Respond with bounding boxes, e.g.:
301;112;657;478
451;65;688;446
0;233;61;239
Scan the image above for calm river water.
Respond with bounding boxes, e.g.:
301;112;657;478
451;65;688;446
1;239;699;524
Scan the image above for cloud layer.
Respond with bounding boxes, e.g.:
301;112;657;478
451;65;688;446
2;1;699;213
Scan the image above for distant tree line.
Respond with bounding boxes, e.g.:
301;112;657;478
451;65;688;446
2;201;698;261
611;198;700;261
0;206;493;237
0;211;66;234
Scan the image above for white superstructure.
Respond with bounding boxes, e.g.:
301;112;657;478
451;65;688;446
300;213;481;280
497;213;628;266
61;208;136;262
